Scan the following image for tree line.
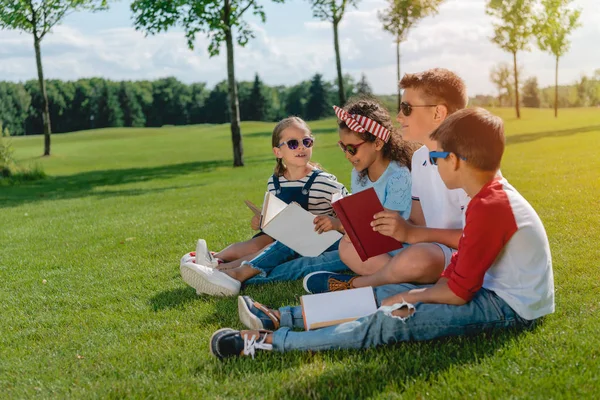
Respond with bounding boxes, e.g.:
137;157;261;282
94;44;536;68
482;66;600;109
0;0;586;164
0;73;374;137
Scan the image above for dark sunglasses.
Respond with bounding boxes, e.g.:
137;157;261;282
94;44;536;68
337;140;366;156
429;151;467;166
278;137;314;150
399;101;437;117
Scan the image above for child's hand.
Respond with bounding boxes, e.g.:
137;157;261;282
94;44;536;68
371;209;409;242
250;214;261;231
313;216;342;234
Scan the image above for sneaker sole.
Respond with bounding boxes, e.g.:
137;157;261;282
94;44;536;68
237;296;264;330
209;328;236;359
180;262;240;296
302;270;330;294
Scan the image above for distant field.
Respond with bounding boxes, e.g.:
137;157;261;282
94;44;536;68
1;107;599;398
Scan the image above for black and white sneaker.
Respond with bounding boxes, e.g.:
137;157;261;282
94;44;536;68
209;328;273;360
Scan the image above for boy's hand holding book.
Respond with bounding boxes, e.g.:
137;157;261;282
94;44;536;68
371;209;413;242
313;215;344;234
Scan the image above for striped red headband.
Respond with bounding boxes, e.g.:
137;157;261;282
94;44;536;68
333;105;391;143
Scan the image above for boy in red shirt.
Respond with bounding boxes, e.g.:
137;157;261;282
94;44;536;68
209;108;555;359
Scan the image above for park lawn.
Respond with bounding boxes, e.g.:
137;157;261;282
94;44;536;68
1;107;599;398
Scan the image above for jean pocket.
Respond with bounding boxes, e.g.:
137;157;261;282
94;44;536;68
485;291;506;321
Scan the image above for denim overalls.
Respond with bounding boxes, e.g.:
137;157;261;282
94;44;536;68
272;169;321;209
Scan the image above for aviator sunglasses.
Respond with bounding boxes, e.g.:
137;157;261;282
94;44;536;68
337;140;367;156
278;137;315;150
399;101;437;117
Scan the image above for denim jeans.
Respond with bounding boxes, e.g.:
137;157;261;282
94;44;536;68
272;284;533;352
244;240;349;286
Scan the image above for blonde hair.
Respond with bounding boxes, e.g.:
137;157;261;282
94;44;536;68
272;117;321;177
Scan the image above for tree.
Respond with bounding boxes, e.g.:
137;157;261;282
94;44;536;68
0;82;31;136
306;0;359;106
521;76;540;107
0;0;109;155
490;62;513;106
188;83;209;124
306;74;330;120
204;81;231;124
378;0;443;111
285;81;310;118
356;73;373;95
246;74;270;121
132;0;283;167
533;0;581;117
486;0;535;119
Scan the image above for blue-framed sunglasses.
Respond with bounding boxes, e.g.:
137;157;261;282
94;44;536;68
429;151;467;165
278;137;314;150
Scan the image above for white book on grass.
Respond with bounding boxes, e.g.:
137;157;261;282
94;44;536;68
260;192;342;257
300;287;378;330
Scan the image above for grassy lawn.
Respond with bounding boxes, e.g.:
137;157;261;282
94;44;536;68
1;108;599;398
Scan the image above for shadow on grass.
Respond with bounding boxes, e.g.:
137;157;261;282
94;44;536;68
149;287;198;311
0;156;271;209
271;326;538;398
507;125;600;146
201;321;541;397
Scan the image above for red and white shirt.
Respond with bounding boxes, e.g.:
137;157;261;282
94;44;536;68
442;176;555;320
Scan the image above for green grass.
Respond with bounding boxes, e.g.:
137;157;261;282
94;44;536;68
1;108;599;398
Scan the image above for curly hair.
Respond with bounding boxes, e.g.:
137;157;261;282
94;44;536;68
339;96;417;182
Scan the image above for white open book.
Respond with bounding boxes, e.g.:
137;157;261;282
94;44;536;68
300;287;378;330
260;192;342;257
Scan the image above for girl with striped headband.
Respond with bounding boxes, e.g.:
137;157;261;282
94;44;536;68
326;96;417;276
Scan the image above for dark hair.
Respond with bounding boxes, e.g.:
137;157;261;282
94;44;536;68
429;107;505;171
339;96;416;181
400;68;468;114
271;116;321;177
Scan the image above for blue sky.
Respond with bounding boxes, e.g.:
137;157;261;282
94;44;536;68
1;0;598;95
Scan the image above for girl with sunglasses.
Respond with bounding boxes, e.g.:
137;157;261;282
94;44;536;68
328;97;416;280
179;98;417;297
180;117;348;295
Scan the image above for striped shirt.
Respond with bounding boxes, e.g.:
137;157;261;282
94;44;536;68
267;171;349;216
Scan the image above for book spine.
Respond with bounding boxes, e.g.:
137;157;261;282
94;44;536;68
332;201;368;261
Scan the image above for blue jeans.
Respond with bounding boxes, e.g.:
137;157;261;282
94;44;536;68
272;284;534;352
244;240;349;285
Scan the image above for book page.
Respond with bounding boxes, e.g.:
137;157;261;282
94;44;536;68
261;202;342;257
261;192;288;228
301;287;377;331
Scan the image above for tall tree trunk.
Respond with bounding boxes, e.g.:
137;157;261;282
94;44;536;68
33;35;52;156
332;20;346;106
554;55;559;118
396;38;401;112
513;51;520;119
224;1;243;167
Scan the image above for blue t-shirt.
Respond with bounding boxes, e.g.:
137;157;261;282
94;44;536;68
351;161;412;219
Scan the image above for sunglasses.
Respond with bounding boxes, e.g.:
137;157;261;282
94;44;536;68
278;137;314;150
399;101;437;117
337;140;367;156
429;151;467;166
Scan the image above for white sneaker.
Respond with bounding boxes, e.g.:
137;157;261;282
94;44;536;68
180;262;241;296
195;239;219;268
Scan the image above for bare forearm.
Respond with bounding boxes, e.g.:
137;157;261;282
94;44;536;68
405;226;462;249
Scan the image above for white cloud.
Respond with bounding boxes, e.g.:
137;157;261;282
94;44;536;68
0;0;598;95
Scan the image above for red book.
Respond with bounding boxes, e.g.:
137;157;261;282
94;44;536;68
332;187;404;262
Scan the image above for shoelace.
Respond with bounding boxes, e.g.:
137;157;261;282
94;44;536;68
243;333;273;359
328;277;354;292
